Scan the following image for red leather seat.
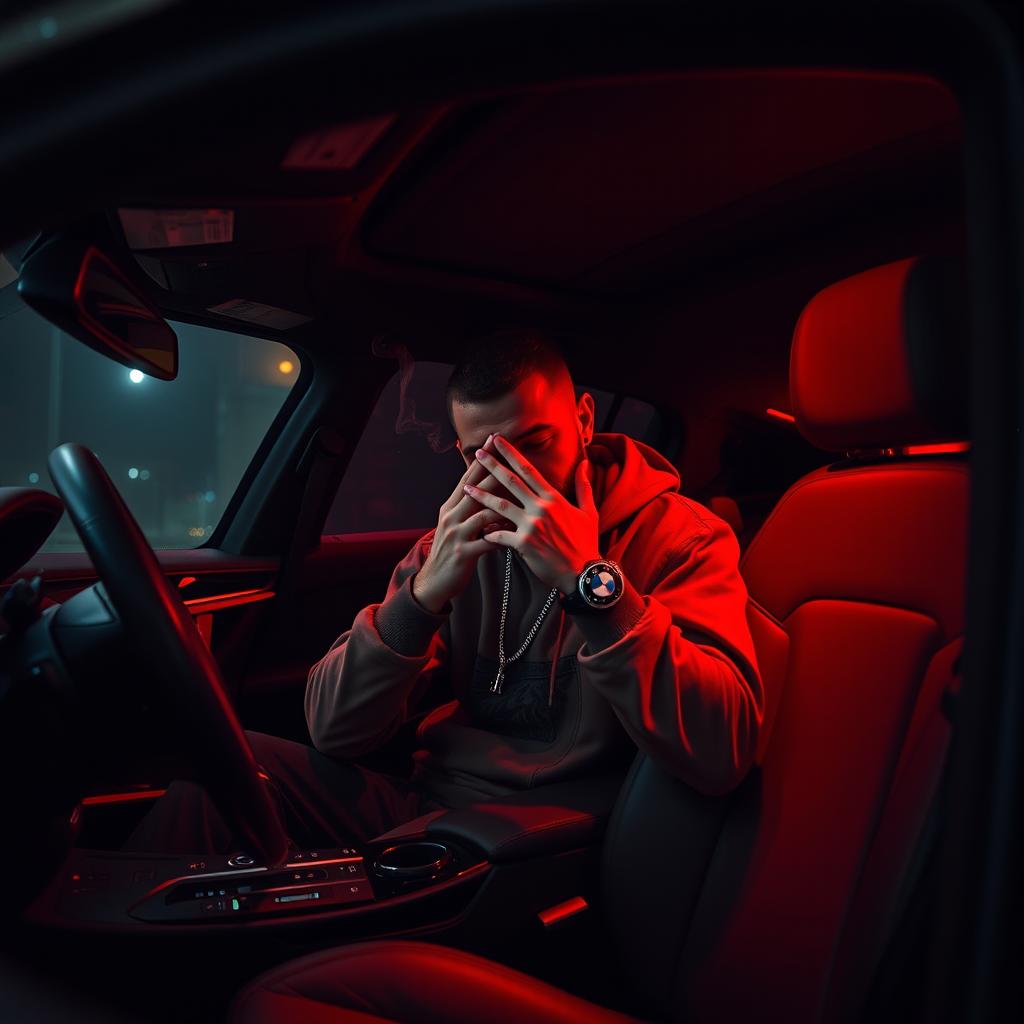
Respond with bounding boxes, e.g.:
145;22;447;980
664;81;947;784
231;256;969;1024
229;940;642;1024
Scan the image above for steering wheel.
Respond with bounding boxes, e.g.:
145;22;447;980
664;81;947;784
47;442;289;865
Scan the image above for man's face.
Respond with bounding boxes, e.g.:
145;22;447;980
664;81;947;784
453;368;595;505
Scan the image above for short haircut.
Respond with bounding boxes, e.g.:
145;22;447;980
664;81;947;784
445;328;573;428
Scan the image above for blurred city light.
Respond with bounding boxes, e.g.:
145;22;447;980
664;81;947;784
128;369;145;384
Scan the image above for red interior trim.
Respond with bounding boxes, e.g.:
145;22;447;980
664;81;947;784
766;408;797;423
81;789;167;806
902;442;970;455
183;587;275;615
538;895;588;927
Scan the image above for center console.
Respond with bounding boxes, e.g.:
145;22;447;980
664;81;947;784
134;838;480;924
23;771;624;937
26;835;488;932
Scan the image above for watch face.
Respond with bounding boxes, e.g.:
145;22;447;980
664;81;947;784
580;562;622;607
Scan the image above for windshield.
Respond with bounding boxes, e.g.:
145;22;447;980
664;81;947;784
0;254;299;553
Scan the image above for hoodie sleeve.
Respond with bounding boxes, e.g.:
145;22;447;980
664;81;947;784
304;530;451;759
574;511;764;795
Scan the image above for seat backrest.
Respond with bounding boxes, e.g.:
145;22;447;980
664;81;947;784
601;257;969;1024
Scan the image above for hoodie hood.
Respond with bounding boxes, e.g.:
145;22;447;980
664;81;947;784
587;432;682;535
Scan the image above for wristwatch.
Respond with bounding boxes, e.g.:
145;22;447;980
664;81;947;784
560;559;625;614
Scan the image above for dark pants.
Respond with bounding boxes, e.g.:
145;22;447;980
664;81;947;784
121;730;447;855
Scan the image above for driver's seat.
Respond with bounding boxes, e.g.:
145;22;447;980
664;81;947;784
230;256;969;1023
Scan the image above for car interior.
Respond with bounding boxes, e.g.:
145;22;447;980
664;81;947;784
0;3;1020;1023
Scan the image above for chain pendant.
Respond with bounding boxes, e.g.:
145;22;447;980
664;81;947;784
490;547;558;699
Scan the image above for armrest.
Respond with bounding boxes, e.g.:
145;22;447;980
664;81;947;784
371;773;625;863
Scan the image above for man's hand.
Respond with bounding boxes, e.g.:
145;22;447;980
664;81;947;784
464;433;601;594
412;434;512;613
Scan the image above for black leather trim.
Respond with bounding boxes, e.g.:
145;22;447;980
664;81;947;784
424;772;625;862
601;753;735;1019
903;256;969;439
0;487;63;583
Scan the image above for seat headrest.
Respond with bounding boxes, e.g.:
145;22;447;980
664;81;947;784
790;256;968;452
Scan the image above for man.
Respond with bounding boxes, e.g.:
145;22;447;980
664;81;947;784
125;330;763;854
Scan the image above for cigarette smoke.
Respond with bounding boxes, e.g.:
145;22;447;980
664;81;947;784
371;335;456;454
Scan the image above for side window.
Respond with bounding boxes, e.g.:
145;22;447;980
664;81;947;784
324;363;664;536
324;362;460;535
611;396;657;441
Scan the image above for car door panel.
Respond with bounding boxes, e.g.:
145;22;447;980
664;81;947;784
235;528;431;744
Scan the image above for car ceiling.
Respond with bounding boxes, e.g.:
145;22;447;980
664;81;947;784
365;73;960;289
66;69;963;416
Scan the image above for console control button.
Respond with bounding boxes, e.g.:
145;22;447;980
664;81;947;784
339;881;372;903
291;868;329;883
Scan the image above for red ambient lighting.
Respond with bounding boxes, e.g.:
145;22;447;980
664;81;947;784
903;442;970;455
81;789;167;806
537;895;589;928
766;408;797;423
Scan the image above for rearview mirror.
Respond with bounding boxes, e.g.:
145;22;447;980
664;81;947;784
17;237;178;381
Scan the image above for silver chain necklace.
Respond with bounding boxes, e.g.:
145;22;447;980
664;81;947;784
491;547;560;694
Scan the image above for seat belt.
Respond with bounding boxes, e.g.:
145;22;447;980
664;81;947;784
274;426;348;626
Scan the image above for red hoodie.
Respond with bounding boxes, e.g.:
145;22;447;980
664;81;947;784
306;432;764;807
